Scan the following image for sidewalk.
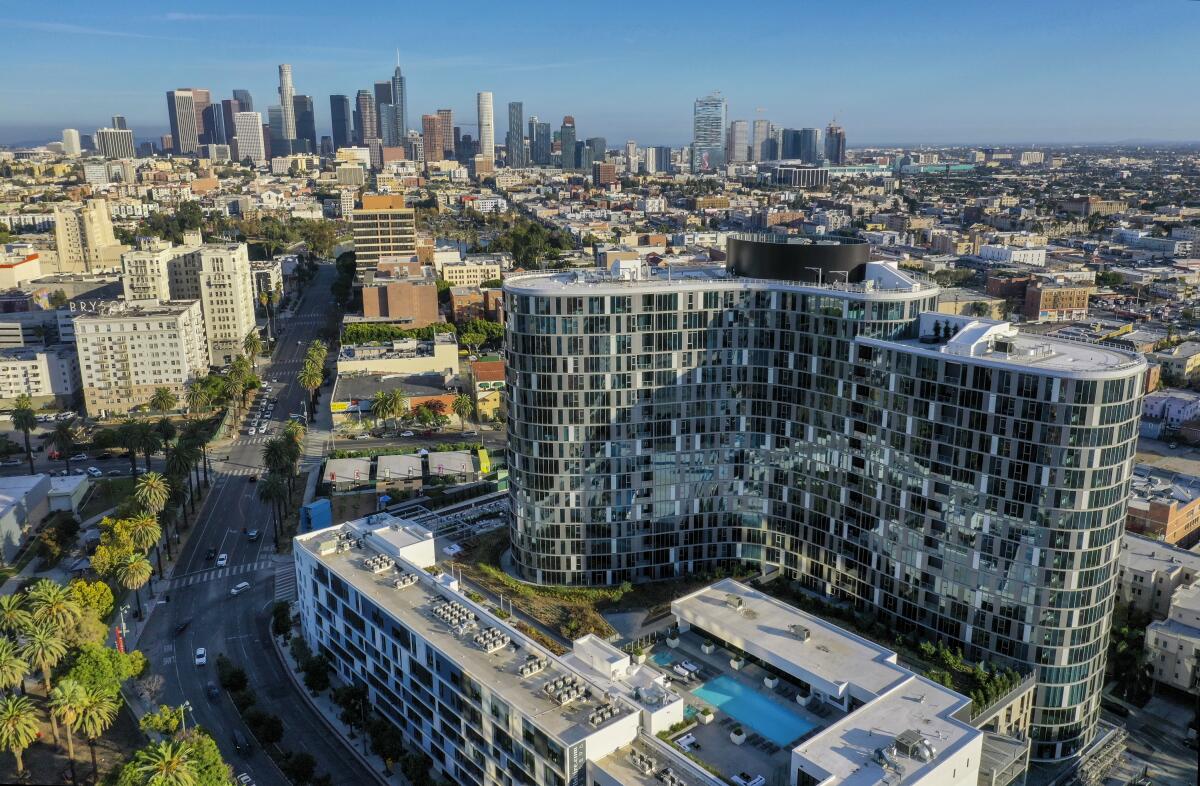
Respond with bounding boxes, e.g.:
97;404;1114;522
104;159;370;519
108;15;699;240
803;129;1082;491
270;627;400;786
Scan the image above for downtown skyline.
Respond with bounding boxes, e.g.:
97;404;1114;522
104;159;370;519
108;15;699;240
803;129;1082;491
4;0;1200;147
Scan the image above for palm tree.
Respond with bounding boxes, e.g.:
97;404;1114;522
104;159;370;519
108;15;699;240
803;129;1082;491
369;389;397;430
183;383;210;420
220;375;243;416
243;329;263;370
128;513;165;577
134;739;196;786
0;695;39;778
77;685;117;781
149;387;178;416
50;418;79;474
0;595;31;639
452;394;475;431
50;678;86;785
20;620;66;746
167;445;196;517
27;579;81;631
282;419;305;446
115;552;153;620
0;639;28;695
134;472;171;518
257;473;288;549
117;420;144;475
297;363;323;421
11;394;37;475
139;429;163;472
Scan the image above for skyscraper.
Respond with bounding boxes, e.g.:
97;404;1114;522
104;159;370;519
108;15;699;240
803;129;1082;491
391;59;408;138
624;140;637;174
232;112;266;165
373;81;394;145
190;88;212;141
503;232;1147;762
110;115;128;131
201;104;226;145
166;89;199;154
355;90;378;146
278;64;297;141
727;119;749;163
559;116;576;170
691;92;726;172
506;101;524;168
799;128;821;164
330;95;352;151
293;95;317;153
232;89;254;112
780;128;801;159
751;118;772;161
95;128;135;159
62;129;81;157
421;115;443;163
476;92;495;162
586;137;606;165
221;99;241;148
436;109;454;159
531;120;551;165
267;106;286;154
825;123;846;164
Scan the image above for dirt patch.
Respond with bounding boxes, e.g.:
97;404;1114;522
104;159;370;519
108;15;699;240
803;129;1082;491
2;689;144;785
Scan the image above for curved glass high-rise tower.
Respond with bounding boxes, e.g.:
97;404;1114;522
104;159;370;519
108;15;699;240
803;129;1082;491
504;234;1145;761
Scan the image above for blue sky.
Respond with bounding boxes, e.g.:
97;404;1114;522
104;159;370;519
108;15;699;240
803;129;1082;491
3;0;1198;146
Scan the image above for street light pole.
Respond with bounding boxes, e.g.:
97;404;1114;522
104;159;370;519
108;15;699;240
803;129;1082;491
180;701;192;734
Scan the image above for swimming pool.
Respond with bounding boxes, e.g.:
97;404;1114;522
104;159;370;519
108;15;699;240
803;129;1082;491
691;674;817;747
651;651;675;667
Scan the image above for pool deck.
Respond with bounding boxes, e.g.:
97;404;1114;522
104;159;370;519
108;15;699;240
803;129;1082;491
648;630;837;784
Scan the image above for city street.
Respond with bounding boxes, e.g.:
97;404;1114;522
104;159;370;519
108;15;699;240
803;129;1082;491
134;263;373;786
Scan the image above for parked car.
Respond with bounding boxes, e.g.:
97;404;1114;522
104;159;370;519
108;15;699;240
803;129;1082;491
400;431;414;437
86;466;103;478
69;452;89;462
354;433;370;440
0;458;23;467
107;469;124;476
97;452;113;460
194;647;207;666
247;427;257;436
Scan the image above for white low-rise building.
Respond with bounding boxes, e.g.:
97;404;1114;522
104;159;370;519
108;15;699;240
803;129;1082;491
0;345;81;409
979;244;1047;267
1146;584;1200;694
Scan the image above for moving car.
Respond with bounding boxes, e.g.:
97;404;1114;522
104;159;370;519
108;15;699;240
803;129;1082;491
247;427;257;436
232;729;250;753
246;529;260;541
69;452;89;462
107;469;124;476
400;431;414;437
354;433;370;440
173;620;190;636
206;548;217;560
216;553;228;567
86;466;103;478
194;647;207;666
230;581;251;596
206;682;220;701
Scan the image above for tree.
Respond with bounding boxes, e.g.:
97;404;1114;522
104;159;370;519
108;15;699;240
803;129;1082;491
178;729;233;786
244;708;283;745
50;418;80;474
11;393;37;475
116;551;153;619
133;739;196;786
134;472;171;519
0;639;29;694
63;643;146;699
451;394;474;430
0;594;30;638
242;330;263;369
27;578;82;631
0;695;39;778
67;579;114;622
281;751;316;785
50;678;87;785
77;685;117;780
150;387;178;416
140;704;184;736
297;363;323;420
128;513;165;577
20;620;67;746
257;473;288;548
183;384;210;418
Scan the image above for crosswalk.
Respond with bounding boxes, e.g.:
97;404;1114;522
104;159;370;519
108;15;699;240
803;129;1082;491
164;559;274;590
274;559;297;602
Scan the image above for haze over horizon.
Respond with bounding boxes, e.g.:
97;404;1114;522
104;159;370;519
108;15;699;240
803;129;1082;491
4;0;1199;147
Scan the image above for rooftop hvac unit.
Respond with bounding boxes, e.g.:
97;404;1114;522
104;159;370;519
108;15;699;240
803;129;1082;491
788;623;811;641
894;729;937;762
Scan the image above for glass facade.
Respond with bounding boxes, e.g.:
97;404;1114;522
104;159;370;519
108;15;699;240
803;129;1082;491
504;259;1145;761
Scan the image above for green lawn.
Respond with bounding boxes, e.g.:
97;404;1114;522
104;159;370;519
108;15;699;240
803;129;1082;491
80;477;137;521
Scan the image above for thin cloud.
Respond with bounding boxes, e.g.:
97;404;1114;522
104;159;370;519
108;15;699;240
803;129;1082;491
162;12;268;21
11;20;176;40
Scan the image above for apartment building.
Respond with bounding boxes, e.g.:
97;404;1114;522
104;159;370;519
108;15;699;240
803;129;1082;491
0;245;43;289
441;259;502;288
1117;533;1200;619
0;345;81;410
74;300;208;416
295;517;1019;786
359;260;439;327
250;259;284;302
1126;465;1200;548
1022;281;1089;323
52;199;128;274
503;233;1147;760
1145;584;1200;695
121;239;257;365
351;194;416;268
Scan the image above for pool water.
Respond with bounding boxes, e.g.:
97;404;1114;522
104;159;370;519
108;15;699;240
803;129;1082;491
651;651;675;667
691;674;817;747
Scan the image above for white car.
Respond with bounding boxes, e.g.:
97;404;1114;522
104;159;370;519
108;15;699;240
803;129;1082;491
248;427;257;436
401;431;414;437
86;466;103;478
216;553;228;567
230;581;251;596
194;647;207;666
